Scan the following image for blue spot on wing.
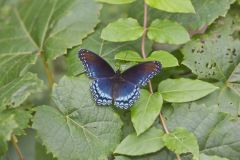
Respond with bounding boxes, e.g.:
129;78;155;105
114;81;140;109
90;78;113;106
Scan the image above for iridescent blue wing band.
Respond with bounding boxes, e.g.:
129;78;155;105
113;80;140;109
90;78;113;106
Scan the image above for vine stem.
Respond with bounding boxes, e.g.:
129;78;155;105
11;135;24;160
141;2;181;160
39;52;55;88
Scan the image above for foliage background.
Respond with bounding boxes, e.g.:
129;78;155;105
0;0;240;160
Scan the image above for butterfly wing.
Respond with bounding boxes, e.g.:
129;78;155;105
121;61;161;86
113;80;140;109
78;49;115;78
91;78;113;106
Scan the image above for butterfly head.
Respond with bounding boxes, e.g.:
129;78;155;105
115;70;121;76
114;70;122;80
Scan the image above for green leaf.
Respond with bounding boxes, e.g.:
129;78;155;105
114;127;164;156
129;0;234;31
145;0;195;13
0;53;37;87
182;16;240;81
0;73;45;111
158;78;218;103
66;26;152;76
0;140;8;156
1;109;32;136
0;0;100;60
200;153;229;160
115;50;142;62
148;19;190;44
149;51;179;68
101;18;144;42
166;103;240;160
0;113;17;141
36;139;57;160
196;82;240;116
114;156;131;160
0;112;18;156
163;128;199;160
131;90;163;135
33;76;123;160
0;108;31;156
96;0;135;4
115;50;178;68
182;14;240;116
226;63;240;95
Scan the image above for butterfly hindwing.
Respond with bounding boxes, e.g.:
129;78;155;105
90;78;113;106
121;61;161;86
78;49;115;78
113;80;140;109
91;78;140;109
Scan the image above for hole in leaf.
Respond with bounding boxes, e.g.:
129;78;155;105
206;63;209;68
200;39;205;44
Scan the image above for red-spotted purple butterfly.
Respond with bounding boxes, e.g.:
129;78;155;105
78;49;161;109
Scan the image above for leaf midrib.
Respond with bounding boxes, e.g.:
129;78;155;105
160;87;217;94
40;0;57;50
14;1;58;52
66;116;105;146
14;8;39;50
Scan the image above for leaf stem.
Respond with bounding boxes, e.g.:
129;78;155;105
39;52;55;88
159;112;169;134
141;2;148;59
11;135;24;160
141;2;181;160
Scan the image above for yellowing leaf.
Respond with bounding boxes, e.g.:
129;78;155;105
114;127;164;156
159;78;218;102
148;19;190;44
101;18;144;42
96;0;135;4
145;0;195;13
131;90;163;135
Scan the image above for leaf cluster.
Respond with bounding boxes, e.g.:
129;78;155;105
0;0;240;160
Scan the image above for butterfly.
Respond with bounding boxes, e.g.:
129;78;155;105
78;49;162;109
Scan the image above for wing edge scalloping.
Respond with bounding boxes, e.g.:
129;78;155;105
114;84;140;109
90;79;113;106
78;49;94;78
139;61;162;86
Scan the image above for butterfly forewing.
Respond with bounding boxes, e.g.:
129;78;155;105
78;49;115;78
121;61;162;86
